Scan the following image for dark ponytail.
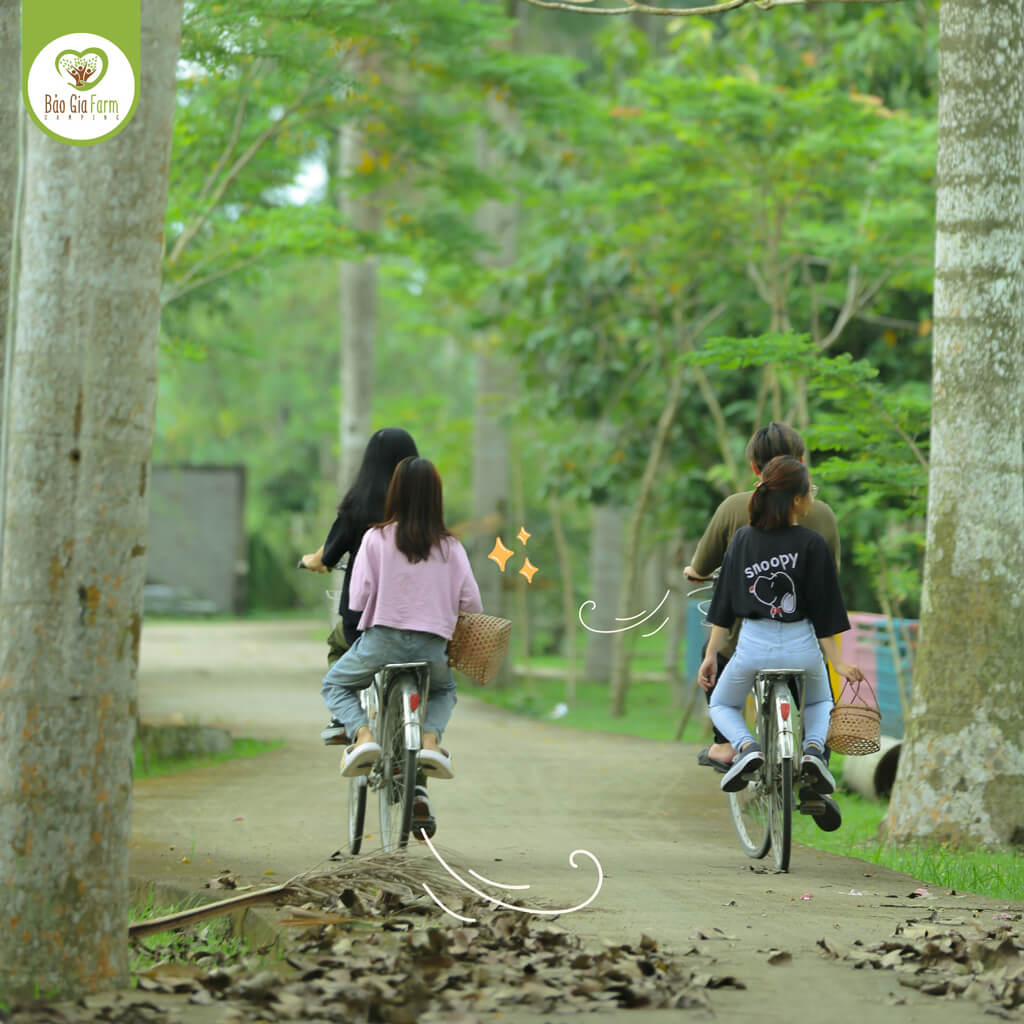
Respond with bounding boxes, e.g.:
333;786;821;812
748;456;810;531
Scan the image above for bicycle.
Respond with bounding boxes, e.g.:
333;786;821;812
726;668;829;872
297;556;430;855
347;661;431;854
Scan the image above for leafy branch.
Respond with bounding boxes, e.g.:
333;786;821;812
519;0;904;16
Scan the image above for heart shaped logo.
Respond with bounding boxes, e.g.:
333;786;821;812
55;47;108;91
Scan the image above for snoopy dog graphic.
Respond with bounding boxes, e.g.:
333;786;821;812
749;572;797;619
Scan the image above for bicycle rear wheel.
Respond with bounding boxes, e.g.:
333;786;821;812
348;776;367;855
378;682;417;852
766;683;793;871
727;692;771;859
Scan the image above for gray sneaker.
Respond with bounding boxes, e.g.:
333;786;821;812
721;743;763;793
801;748;836;795
321;719;348;745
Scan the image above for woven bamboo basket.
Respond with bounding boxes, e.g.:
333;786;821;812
448;613;512;686
826;677;881;755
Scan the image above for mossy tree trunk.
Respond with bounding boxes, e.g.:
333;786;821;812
0;0;183;999
886;0;1024;848
0;0;19;455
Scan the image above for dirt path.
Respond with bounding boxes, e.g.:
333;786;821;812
134;621;1022;1023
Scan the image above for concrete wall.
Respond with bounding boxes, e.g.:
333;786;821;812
146;465;247;615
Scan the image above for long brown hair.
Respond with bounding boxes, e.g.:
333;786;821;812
748;456;809;531
379;457;453;563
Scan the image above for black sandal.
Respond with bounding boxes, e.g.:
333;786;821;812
412;785;436;840
697;745;731;774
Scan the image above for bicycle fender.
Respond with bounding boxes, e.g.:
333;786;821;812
775;688;795;760
400;676;422;750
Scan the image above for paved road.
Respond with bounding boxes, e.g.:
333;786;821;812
133;620;1022;1024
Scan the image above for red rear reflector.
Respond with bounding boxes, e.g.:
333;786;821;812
780;701;790;721
409;693;420;712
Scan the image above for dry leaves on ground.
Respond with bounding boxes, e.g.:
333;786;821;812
818;910;1024;1016
3;854;735;1024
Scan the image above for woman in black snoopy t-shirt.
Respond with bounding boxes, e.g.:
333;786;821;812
699;456;864;795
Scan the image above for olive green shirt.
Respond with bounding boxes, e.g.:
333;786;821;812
690;491;841;657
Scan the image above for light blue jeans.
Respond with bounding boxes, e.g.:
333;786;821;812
320;625;457;742
709;618;833;752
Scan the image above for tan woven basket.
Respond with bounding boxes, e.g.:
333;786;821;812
448;613;512;686
826;678;881;755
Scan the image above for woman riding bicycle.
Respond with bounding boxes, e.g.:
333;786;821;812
300;427;419;742
320;456;482;782
698;456;864;794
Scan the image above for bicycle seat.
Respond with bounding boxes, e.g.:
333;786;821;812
380;661;430;671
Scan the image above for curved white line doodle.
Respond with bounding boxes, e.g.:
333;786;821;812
418;833;604;923
578;588;671;635
615;609;648;622
641;617;670;638
422;883;477;923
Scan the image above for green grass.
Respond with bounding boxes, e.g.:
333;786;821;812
134;736;285;779
130;889;252;974
485;662;1024;903
792;765;1024;901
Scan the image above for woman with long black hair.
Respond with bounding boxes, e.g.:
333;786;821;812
301;427;419;741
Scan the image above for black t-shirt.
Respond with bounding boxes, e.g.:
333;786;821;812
706;525;850;639
322;512;367;644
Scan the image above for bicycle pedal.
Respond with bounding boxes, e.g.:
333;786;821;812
797;788;826;815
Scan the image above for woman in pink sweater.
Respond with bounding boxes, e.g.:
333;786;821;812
321;457;482;783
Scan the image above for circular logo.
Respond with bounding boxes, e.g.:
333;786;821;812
27;33;136;144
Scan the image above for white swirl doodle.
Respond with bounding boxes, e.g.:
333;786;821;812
578;588;670;638
418;833;604;923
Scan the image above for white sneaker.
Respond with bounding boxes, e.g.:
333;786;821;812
339;741;381;778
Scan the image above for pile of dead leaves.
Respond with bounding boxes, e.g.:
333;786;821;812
819;910;1024;1017
130;909;731;1022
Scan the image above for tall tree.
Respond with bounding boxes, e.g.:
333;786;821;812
337;52;379;489
886;0;1024;847
0;0;184;998
0;0;18;447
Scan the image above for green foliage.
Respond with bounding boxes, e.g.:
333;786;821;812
157;2;939;620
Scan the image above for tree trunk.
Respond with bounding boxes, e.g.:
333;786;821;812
336;69;378;491
549;497;578;704
0;0;183;999
0;0;19;482
886;0;1024;848
469;97;517;668
472;345;511;625
609;363;685;716
583;497;625;684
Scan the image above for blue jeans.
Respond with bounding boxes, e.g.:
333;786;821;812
709;618;832;752
320;625;457;742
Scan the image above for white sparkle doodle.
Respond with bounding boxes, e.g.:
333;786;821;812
418;832;604;923
578;588;670;638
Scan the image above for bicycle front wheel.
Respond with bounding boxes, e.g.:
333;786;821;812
766;685;793;871
727;782;771;859
378;685;417;852
727;691;771;858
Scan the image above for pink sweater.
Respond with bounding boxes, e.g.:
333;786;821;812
348;524;483;639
